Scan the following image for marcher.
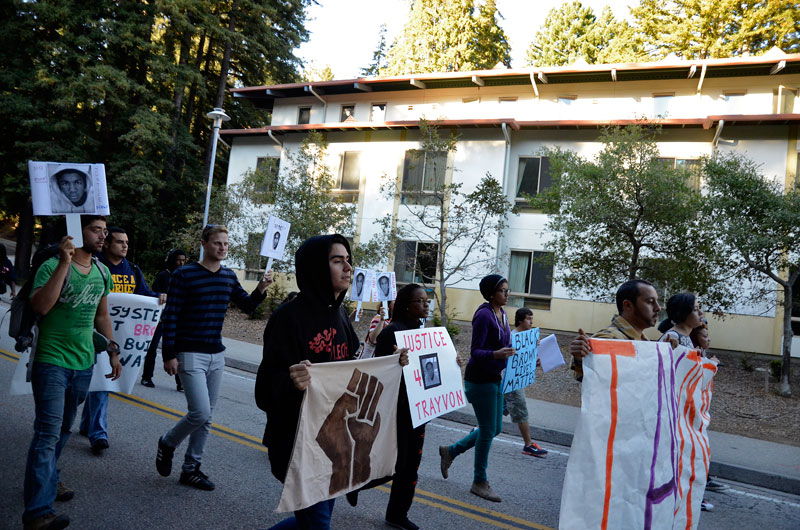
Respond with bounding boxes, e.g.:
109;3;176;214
657;292;704;349
346;284;427;530
358;302;392;359
439;274;516;503
506;308;548;457
23;216;121;530
141;249;187;389
80;227;163;455
155;225;272;491
255;234;407;530
0;242;16;299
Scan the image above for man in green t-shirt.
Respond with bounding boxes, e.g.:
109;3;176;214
22;215;122;530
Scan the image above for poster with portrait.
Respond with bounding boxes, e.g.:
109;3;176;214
350;268;374;302
260;215;290;259
374;272;396;302
395;327;466;428
29;161;110;216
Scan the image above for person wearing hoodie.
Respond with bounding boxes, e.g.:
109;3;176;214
155;225;272;491
255;234;407;530
439;274;516;503
140;248;187;389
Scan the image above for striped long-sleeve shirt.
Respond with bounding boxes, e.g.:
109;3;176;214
161;262;266;360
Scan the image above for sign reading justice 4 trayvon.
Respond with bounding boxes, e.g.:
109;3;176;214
394;327;466;428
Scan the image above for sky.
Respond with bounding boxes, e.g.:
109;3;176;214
297;0;636;79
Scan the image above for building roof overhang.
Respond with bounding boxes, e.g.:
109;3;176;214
232;53;800;111
220;114;800;138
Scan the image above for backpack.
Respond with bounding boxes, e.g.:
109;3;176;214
5;245;107;352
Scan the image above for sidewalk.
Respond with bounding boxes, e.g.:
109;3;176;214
220;336;800;496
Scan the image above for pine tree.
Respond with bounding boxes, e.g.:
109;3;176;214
361;23;389;76
384;0;511;75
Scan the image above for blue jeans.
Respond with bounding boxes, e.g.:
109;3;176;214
447;380;503;483
23;362;93;523
162;352;225;472
79;390;109;443
269;499;335;530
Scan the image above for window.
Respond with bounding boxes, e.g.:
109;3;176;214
254;157;280;200
508;250;554;310
723;91;747;113
792;274;800;335
401;149;447;205
394;240;438;284
333;151;361;202
558;95;576;105
298;106;311;125
773;86;798;114
653;94;674;118
371;103;386;121
516;157;551;201
340;104;356;122
658;157;702;190
245;233;267;281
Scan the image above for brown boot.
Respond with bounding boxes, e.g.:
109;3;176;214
55;482;74;502
23;513;69;530
470;481;502;502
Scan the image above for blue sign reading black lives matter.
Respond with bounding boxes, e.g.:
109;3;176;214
501;327;540;393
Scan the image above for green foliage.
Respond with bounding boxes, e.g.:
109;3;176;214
361;24;390;77
531;124;731;311
770;359;782;379
703;153;800;396
302;62;335;82
0;0;310;273
384;0;511;75
631;0;800;59
526;2;647;66
381;120;516;327
741;351;756;372
432;306;461;336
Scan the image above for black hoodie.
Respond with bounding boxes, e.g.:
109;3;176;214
255;234;360;482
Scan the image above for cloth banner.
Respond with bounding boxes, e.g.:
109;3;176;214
277;355;403;513
395;326;467;428
559;340;717;530
502;327;539;393
89;293;162;394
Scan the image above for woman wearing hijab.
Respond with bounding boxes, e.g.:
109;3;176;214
439;274;516;502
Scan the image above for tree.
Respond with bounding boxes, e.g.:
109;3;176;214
302;61;335;81
361;23;389;76
703;153;800;396
526;2;647;66
383;0;511;75
631;0;800;59
530;125;732;311
380;121;516;328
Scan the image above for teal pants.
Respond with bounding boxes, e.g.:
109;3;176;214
447;380;503;483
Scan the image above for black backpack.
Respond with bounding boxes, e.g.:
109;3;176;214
5;245;107;352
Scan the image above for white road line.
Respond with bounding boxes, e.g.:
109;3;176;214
725;488;800;509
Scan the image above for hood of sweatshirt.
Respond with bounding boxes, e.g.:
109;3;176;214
294;234;351;309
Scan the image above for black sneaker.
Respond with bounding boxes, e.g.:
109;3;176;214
141;378;155;388
179;467;215;491
91;438;109;455
23;513;69;530
706;478;728;492
385;517;419;530
346;490;358;507
156;436;175;477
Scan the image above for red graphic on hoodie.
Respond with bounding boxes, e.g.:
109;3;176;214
308;328;349;360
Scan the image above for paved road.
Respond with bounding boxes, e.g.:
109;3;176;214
1;344;799;530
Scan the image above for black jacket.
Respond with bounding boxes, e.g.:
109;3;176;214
255;234;360;482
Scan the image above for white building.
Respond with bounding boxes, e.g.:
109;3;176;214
223;50;800;357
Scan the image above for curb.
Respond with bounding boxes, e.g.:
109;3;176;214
224;356;800;496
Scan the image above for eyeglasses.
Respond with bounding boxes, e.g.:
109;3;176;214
87;227;109;236
496;289;510;294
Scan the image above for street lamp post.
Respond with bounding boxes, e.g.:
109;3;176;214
200;107;231;260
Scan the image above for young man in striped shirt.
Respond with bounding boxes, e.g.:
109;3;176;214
155;225;273;490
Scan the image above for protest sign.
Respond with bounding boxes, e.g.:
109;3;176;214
395;326;466;428
502;327;540;393
375;272;396;302
350;268;374;302
89;293;162;394
537;333;565;373
277;355;402;512
260;215;290;259
559;341;717;530
29;161;110;216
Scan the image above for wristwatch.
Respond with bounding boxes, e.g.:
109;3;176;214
106;340;120;355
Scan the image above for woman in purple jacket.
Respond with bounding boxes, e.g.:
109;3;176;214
438;274;516;503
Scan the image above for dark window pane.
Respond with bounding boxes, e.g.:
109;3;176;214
298;107;311;125
402;150;424;191
340;152;361;190
394;241;416;283
538;157;552;193
516;158;541;197
340;105;355;122
416;243;438;283
424;152;447;191
530;251;553;296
